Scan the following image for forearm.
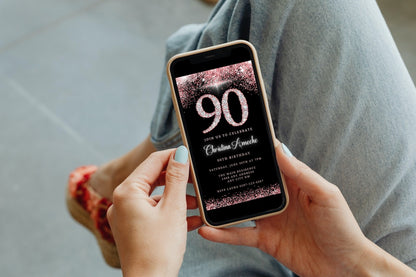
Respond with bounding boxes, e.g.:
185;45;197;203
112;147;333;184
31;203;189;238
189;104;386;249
353;239;416;276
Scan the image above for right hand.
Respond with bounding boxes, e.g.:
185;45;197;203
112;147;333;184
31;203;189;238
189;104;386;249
199;141;415;276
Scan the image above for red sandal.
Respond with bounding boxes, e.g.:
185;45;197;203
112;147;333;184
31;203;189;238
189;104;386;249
66;165;120;268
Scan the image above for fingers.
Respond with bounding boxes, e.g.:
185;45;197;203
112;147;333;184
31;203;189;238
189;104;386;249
152;170;194;188
274;140;340;201
122;149;175;196
151;194;199;209
186;195;198;209
198;226;258;248
161;146;190;208
106;204;114;224
187;216;203;231
153;193;201;231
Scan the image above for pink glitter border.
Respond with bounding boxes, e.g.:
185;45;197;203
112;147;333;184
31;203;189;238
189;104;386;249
176;61;257;109
204;183;281;211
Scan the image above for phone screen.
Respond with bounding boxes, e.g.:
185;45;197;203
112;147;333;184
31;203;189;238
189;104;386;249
170;42;286;226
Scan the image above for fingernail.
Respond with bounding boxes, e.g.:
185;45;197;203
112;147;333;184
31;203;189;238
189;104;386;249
282;143;293;157
174;145;189;164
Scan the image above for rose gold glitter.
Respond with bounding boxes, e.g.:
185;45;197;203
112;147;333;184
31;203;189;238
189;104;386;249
205;183;281;211
221;88;249;127
176;61;257;110
196;94;222;133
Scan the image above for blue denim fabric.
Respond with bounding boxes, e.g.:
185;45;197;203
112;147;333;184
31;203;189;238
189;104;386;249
150;0;416;275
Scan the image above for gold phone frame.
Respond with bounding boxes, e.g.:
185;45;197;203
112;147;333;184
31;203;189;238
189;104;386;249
167;40;289;228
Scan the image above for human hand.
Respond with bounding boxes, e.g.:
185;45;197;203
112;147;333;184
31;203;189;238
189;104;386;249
107;146;202;277
198;141;397;276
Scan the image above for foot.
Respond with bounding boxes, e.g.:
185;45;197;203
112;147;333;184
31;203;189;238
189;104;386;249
89;163;119;201
66;165;120;267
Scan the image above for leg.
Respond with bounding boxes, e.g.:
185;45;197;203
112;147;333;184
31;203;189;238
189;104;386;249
67;134;156;267
270;0;416;268
151;0;416;274
90;134;156;200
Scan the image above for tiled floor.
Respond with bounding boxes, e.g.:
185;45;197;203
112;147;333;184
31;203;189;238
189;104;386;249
0;1;212;276
0;0;414;276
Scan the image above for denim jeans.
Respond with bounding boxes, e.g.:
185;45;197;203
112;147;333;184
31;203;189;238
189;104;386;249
150;0;416;275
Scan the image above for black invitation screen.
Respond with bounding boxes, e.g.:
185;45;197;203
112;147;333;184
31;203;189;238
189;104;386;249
176;60;281;211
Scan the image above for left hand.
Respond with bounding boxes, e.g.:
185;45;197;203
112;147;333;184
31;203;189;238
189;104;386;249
107;147;202;277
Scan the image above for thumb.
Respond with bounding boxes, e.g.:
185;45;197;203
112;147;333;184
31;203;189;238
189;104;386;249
198;226;258;248
275;141;338;200
161;146;190;208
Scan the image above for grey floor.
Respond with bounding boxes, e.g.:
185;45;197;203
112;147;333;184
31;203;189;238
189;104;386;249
0;0;414;276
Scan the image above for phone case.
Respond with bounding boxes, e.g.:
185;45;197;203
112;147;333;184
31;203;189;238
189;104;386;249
167;40;289;228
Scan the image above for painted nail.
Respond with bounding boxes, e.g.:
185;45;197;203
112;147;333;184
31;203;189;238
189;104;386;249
282;143;293;157
174;145;189;164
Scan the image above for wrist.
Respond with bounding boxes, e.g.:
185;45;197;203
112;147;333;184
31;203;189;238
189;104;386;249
349;239;383;277
122;263;179;277
351;238;415;277
121;255;182;277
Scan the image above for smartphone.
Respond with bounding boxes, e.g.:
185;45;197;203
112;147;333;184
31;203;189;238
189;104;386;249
167;40;288;227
